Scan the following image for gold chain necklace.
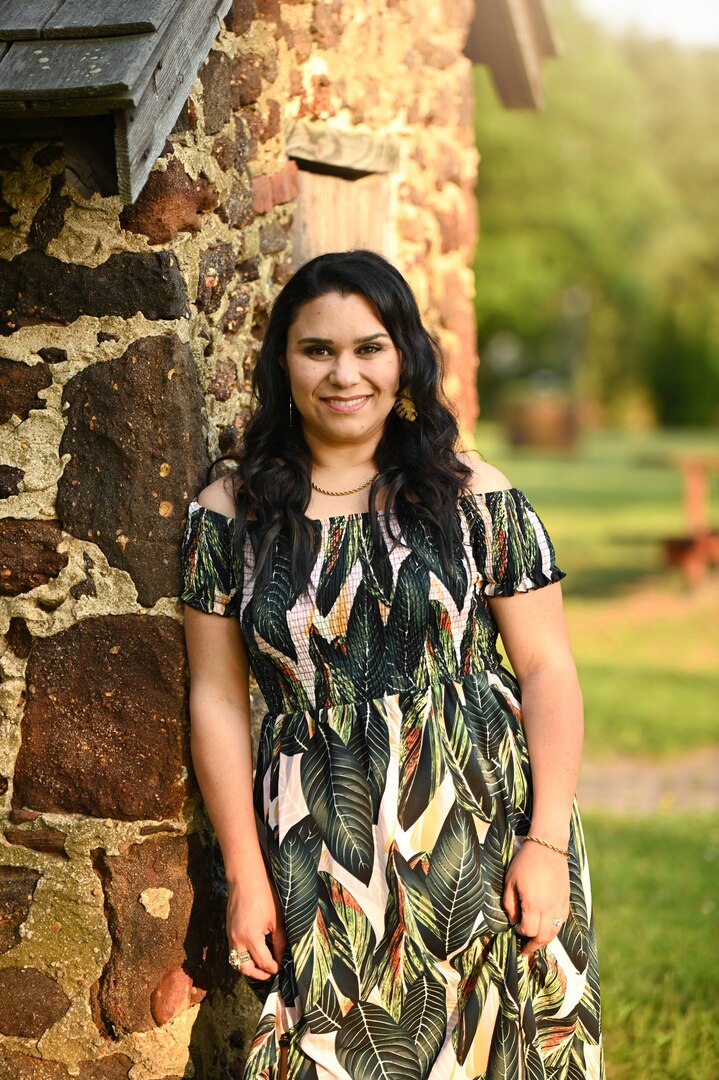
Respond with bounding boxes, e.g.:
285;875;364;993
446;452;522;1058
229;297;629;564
311;473;377;497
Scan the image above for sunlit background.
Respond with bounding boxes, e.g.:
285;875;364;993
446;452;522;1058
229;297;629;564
471;2;718;1077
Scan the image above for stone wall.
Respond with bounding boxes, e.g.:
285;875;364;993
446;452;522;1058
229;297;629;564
0;1;478;1075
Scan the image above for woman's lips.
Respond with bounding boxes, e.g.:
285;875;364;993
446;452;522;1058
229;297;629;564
321;395;371;413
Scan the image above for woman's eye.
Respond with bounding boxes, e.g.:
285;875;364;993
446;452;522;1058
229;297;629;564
305;346;331;357
358;344;382;355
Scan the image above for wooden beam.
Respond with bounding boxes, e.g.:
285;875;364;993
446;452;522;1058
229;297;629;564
526;0;561;57
286;119;400;177
464;0;558;109
114;0;230;202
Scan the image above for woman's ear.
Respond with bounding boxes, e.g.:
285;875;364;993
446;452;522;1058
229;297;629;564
277;353;287;373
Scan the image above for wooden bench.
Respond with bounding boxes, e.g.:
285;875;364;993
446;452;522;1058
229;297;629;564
655;453;719;584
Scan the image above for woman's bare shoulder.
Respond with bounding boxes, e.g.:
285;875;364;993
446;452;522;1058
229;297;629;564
457;450;513;494
195;474;237;517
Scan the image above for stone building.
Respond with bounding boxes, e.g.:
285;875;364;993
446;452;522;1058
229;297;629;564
0;1;556;1076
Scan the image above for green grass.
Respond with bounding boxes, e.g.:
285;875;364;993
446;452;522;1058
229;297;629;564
474;423;719;758
584;812;719;1080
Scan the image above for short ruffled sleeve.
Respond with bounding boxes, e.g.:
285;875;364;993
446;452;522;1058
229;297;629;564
179;501;242;617
469;488;567;598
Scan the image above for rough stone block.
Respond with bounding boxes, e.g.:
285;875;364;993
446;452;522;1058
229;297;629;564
235;257;260;282
260;99;281;142
196;244;236;314
225;0;256;35
219;288;251;336
0;357;52;423
28;173;71;252
6;616;32;658
4;826;69;859
0;967;70;1037
200;50;233;135
0;865;41;953
230;52;263;108
91;834;218;1034
120;159;218;244
56;335;208;606
217;179;255;229
208;359;238;402
0;519;67;597
37;346;68;363
77;1055;135;1080
0;1051;69;1080
0;463;25;498
0;251;188;335
13;615;191;821
259;220;287;255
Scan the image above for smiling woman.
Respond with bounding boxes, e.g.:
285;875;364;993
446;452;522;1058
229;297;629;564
179;250;604;1080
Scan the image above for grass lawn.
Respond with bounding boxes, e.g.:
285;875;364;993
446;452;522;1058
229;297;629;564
473;423;719;758
584;811;719;1080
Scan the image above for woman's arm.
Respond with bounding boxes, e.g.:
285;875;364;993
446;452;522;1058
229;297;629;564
488;582;582;956
183;480;286;979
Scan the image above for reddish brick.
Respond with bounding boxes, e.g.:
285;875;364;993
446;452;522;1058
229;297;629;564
270;161;300;205
252;175;273;214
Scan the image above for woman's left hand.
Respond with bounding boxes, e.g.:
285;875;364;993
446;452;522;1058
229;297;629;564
502;840;570;957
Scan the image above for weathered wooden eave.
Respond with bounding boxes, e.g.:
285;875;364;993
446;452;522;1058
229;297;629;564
465;0;560;109
0;0;231;203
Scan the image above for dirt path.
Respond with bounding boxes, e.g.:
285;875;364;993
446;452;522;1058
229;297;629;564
578;747;719;813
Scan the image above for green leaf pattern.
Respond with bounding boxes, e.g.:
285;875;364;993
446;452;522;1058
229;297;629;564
179;490;603;1079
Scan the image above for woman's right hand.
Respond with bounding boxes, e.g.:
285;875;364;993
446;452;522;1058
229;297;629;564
226;870;288;980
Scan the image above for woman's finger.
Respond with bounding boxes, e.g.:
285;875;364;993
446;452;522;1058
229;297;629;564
502;880;521;926
515;902;540;942
519;913;562;957
253;933;280;975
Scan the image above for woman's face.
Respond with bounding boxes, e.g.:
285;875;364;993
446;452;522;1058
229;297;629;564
283;291;402;449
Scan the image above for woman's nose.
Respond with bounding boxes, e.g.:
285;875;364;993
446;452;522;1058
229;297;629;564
328;349;361;386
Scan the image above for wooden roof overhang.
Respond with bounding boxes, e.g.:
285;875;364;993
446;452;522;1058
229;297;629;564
465;0;560;109
0;0;231;202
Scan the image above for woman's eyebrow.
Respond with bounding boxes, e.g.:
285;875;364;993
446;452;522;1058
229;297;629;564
296;333;392;344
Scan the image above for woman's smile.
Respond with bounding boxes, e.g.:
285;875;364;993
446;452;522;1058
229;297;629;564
321;394;373;413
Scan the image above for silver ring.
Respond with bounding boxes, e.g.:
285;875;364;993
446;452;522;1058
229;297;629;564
229;947;252;969
552;918;564;927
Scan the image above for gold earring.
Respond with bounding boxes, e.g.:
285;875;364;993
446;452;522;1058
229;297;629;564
289;394;293;427
394;389;417;422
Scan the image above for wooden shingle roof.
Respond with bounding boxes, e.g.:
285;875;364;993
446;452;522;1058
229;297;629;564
0;0;231;202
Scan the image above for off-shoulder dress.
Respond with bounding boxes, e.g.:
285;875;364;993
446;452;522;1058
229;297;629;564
180;488;604;1080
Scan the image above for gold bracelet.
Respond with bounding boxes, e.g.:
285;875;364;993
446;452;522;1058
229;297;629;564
523;834;570;859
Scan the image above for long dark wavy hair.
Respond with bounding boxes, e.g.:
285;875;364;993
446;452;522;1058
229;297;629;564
214;249;473;591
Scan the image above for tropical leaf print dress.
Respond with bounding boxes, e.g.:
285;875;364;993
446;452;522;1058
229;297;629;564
180;488;604;1080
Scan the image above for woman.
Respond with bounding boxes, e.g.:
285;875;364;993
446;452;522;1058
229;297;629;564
180;250;604;1080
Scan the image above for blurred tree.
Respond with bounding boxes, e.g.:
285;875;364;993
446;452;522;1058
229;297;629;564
473;0;719;426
